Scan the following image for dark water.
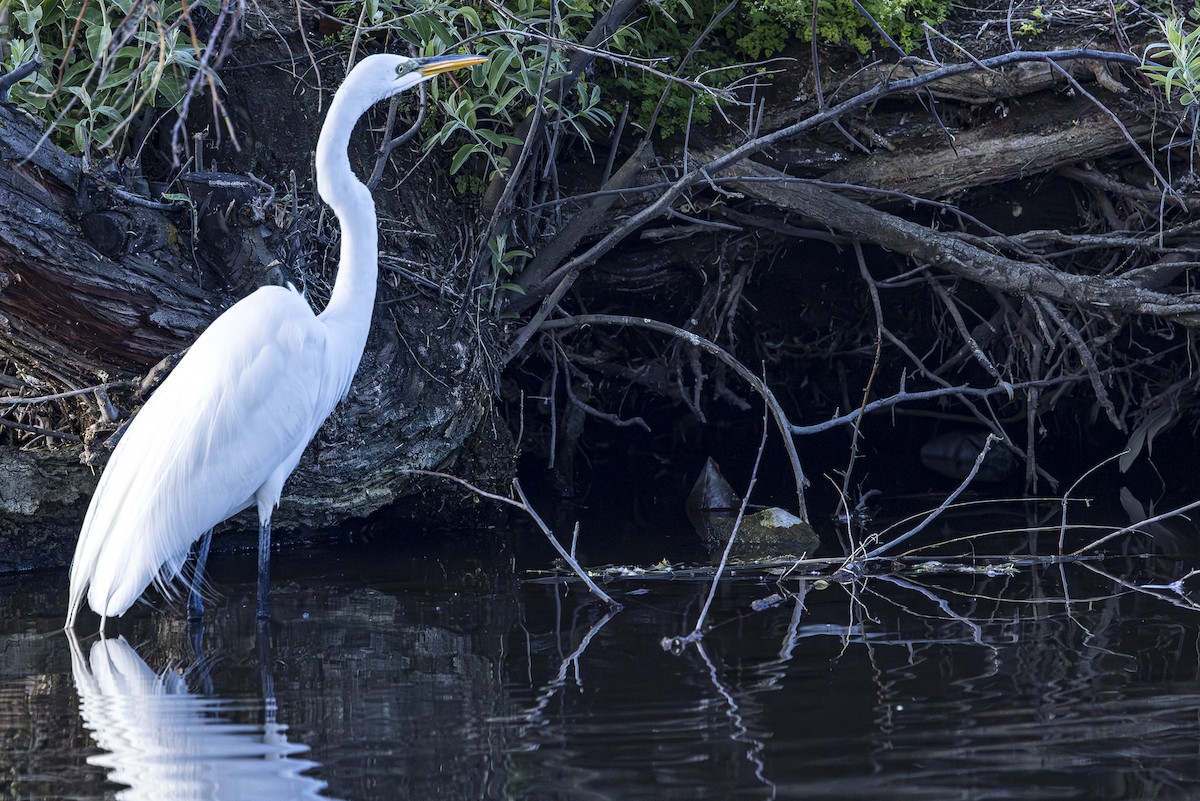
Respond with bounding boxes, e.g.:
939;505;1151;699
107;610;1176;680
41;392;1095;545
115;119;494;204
4;503;1200;800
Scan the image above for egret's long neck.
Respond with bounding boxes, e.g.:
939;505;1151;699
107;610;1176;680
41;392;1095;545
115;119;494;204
315;86;380;357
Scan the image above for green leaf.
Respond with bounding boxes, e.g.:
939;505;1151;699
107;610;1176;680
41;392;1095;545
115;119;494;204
86;21;113;61
160;192;194;207
450;142;479;173
492;84;523;116
456;5;482;32
66;84;92;107
14;5;43;35
486;48;517;94
97;67;136;91
489;234;506;259
476;128;520;148
92;104;123;122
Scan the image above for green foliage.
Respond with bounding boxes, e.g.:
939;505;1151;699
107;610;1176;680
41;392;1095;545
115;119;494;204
348;0;952;172
1013;5;1047;38
346;0;611;181
2;0;222;156
729;0;945;58
487;233;529;313
1143;16;1200;107
608;0;953;136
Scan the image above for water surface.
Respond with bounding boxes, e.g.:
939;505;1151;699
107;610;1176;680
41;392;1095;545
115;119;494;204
3;507;1200;800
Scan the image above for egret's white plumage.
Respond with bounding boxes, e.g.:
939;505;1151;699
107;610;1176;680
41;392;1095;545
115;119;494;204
66;52;485;631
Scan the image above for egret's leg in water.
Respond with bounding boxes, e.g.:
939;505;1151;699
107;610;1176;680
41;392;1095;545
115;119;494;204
187;529;213;621
257;519;272;619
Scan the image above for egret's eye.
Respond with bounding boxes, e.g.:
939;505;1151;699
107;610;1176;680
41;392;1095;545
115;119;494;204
395;62;416;78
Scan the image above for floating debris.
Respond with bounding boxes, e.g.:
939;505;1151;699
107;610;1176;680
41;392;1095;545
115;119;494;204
751;593;786;611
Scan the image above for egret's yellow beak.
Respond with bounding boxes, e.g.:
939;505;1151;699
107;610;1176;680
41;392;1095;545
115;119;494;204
417;54;487;78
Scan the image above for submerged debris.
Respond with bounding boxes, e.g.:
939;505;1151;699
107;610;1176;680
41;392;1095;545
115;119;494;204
908;560;1019;577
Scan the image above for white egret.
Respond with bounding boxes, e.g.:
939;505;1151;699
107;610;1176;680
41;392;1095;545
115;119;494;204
65;52;486;632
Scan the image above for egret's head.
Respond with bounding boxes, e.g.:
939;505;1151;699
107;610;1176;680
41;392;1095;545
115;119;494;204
349;52;487;106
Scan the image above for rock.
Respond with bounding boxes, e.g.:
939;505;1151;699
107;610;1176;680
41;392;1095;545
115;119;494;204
700;507;820;563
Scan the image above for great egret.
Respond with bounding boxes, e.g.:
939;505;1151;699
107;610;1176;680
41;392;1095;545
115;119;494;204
65;52;486;632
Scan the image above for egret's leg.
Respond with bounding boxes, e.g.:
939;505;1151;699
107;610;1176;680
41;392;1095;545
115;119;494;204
187;529;214;621
257;619;277;731
256;519;272;619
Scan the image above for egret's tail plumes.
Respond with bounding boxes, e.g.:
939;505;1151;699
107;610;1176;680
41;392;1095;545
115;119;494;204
65;419;200;629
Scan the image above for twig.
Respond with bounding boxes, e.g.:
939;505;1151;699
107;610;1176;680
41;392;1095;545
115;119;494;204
840;242;884;543
790;376;1084;435
567;395;650;431
167;0;245;160
1071;497;1200;556
849;0;957;152
512;480;620;607
367;82;428;191
537;314;809;520
0;380;136;405
861;434;998;559
451;24;724;101
406;469;620;606
686;398;771;640
927;275;1005;383
1057;451;1126;553
1036;298;1121;429
644;0;740;137
0;57;41;103
0;418;81;442
1045;59;1181;208
1077;561;1200;613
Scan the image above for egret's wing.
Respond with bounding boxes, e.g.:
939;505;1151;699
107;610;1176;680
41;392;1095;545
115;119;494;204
68;286;336;624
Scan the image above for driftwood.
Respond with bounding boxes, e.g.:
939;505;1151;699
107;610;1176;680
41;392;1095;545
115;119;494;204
482;25;1200;525
705;154;1200;326
819;92;1154;199
0;103;211;378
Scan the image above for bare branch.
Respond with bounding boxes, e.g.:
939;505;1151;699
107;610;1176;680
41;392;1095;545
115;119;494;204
538;313;809;520
503;49;1150;363
0;57;41;103
406;470;621;607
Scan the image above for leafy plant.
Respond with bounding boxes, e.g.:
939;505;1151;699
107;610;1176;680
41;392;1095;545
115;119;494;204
487;233;530;313
335;0;612;182
1143;16;1200;107
606;0;954;137
3;0;223;157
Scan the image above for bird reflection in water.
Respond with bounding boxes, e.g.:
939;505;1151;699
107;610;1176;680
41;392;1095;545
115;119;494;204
66;631;335;801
